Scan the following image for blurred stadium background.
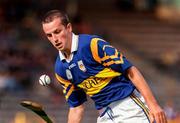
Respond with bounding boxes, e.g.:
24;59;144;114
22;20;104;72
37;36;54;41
0;0;180;123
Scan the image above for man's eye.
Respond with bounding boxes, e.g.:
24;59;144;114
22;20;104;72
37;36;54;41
46;34;52;37
54;30;61;34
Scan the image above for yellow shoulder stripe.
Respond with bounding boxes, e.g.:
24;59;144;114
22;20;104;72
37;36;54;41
55;74;71;88
90;38;124;66
102;45;119;61
90;38;106;63
55;74;75;100
103;53;124;66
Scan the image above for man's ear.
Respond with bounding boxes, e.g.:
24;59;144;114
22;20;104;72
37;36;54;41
67;23;72;32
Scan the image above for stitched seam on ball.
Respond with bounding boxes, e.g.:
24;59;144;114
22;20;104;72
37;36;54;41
39;78;44;86
44;75;47;85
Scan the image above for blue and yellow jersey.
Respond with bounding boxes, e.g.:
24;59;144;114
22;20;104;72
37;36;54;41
55;34;135;110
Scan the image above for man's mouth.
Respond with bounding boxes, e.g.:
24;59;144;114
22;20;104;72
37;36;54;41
55;43;63;50
55;43;61;47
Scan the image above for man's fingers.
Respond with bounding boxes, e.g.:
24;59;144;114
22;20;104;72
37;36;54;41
149;113;155;123
153;111;167;123
162;112;168;123
154;114;160;123
159;113;163;123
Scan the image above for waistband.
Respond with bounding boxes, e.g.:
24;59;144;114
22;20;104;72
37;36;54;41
98;89;141;115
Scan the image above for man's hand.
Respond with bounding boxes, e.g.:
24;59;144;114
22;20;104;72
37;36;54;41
149;103;167;123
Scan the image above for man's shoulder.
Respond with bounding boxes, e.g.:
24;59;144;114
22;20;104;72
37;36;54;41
79;34;99;38
78;34;101;42
78;34;102;48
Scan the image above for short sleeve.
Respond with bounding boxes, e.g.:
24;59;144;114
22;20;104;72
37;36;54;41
55;73;87;107
90;38;133;73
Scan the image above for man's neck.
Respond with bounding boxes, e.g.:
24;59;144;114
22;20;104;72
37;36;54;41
62;50;71;60
65;33;72;58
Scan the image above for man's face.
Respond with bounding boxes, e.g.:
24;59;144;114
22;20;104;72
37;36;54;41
42;17;72;51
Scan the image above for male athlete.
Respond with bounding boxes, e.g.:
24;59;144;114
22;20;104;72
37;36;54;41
41;10;167;123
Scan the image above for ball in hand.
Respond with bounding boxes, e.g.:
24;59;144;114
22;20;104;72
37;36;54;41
39;74;51;86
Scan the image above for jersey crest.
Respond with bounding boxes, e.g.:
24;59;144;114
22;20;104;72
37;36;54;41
78;60;87;72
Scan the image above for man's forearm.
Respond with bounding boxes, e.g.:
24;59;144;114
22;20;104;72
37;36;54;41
68;105;84;123
127;66;158;107
127;66;167;123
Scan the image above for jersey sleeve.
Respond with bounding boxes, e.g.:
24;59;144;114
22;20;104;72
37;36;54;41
55;73;87;107
90;38;133;73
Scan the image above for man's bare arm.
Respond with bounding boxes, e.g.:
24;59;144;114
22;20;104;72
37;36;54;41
67;104;84;123
127;66;167;123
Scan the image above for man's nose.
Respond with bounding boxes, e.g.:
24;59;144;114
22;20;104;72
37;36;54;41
52;34;58;42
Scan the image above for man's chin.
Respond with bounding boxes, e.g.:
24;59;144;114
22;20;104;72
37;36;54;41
57;46;63;51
